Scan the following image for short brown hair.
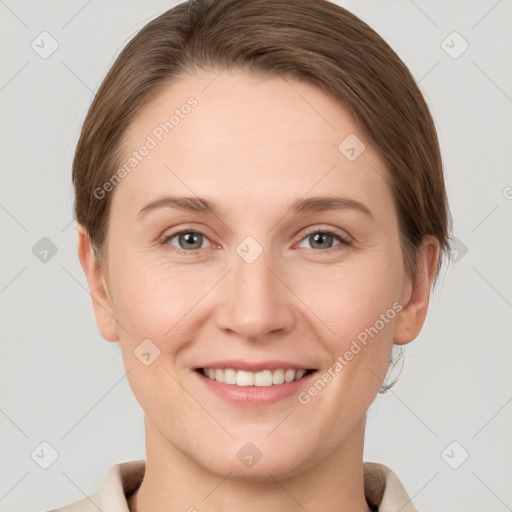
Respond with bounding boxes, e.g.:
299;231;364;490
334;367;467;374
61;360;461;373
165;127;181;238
72;0;452;286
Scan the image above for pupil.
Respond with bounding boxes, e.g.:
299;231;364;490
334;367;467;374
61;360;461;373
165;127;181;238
312;233;331;248
182;232;201;249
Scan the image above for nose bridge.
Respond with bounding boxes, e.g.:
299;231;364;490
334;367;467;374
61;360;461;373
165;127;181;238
216;234;293;339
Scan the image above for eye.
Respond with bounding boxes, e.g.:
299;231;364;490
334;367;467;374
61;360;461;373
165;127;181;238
296;227;352;253
161;226;352;256
162;229;212;255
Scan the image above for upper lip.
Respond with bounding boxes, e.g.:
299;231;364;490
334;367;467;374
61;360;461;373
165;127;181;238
195;360;316;372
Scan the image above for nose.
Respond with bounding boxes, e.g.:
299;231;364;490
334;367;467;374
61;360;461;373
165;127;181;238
214;239;296;342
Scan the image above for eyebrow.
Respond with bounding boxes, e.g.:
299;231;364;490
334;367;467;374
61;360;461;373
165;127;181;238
137;195;373;220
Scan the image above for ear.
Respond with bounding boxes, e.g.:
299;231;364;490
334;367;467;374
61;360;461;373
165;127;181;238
393;235;440;345
76;224;119;342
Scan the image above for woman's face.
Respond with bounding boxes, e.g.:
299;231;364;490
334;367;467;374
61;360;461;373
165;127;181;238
82;69;435;479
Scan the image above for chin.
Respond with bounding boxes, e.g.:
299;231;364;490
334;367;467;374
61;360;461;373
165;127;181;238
206;457;308;482
191;439;316;482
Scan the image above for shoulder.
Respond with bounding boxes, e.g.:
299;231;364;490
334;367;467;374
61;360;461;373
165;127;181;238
51;460;146;512
49;459;413;512
363;461;418;512
50;496;98;512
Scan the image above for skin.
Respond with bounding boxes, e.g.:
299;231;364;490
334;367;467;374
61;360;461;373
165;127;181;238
77;68;439;512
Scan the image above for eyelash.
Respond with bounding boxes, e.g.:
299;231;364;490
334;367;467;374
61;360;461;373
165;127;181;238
300;227;353;253
161;226;353;256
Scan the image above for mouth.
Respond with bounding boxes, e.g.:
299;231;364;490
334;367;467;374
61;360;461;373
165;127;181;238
195;367;317;387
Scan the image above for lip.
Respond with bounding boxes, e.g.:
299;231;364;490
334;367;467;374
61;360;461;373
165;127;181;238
194;367;318;406
194;359;314;372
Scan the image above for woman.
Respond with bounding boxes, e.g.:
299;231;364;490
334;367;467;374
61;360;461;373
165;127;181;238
55;0;451;510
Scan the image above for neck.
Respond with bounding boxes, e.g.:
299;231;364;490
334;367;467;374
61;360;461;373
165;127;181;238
129;415;372;512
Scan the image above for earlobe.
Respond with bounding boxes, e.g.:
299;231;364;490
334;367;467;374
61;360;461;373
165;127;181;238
393;236;440;346
76;224;120;342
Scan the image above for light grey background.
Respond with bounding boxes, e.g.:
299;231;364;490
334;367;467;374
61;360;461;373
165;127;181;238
1;1;511;511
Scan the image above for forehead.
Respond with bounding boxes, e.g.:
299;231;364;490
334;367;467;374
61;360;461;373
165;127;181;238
114;69;391;215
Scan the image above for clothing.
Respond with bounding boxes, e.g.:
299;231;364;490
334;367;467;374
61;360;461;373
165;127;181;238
50;459;418;512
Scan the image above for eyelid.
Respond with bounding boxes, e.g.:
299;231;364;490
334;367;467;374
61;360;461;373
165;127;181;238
297;225;353;245
160;225;213;255
161;224;353;255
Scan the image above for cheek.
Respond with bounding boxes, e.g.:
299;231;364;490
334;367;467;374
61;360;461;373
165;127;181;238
296;259;401;397
109;258;203;421
109;239;403;357
295;254;402;339
108;254;204;341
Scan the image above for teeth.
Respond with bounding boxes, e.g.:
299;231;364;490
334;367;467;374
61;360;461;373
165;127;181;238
284;369;295;383
223;368;237;385
295;369;307;380
272;369;285;385
201;368;310;386
254;370;272;387
236;370;254;386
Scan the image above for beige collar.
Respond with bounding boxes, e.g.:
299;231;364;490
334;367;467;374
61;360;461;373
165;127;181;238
53;459;418;512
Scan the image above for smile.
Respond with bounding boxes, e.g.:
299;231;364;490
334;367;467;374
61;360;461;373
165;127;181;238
198;368;315;387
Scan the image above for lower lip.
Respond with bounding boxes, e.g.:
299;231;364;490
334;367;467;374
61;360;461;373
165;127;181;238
194;369;318;406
